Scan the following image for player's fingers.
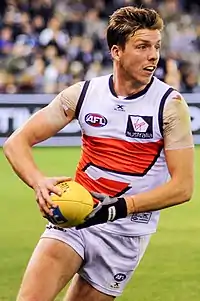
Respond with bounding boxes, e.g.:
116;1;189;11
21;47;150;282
48;177;72;196
53;176;72;184
37;194;52;215
47;183;62;196
38;189;56;214
42;187;57;208
39;206;46;217
36;193;45;211
90;192;106;202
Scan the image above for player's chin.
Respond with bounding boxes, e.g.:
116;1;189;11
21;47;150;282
140;73;154;85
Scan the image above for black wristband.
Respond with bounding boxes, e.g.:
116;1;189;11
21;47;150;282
111;197;127;221
76;196;128;229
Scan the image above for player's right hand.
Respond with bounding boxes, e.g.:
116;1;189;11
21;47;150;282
76;192;127;229
32;176;72;216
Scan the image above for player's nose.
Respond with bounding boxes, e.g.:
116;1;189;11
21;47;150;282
147;47;159;61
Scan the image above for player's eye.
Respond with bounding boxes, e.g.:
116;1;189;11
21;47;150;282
155;44;161;50
137;44;147;50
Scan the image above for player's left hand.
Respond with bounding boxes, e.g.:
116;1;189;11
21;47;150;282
76;192;127;229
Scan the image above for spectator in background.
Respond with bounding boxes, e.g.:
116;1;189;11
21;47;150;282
67;36;82;61
184;0;200;13
64;8;85;37
29;0;54;24
154;56;181;90
180;68;200;93
39;16;70;53
32;15;46;35
84;8;106;40
76;38;95;71
17;73;35;93
27;57;45;93
56;56;72;91
0;71;17;94
0;26;14;57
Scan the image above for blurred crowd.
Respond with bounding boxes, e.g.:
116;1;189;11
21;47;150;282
0;0;200;94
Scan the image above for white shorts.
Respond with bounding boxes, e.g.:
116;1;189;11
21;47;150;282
41;224;151;296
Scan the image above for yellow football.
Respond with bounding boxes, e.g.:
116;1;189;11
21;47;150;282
48;180;94;228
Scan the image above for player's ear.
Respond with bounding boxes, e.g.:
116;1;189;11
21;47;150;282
110;45;120;62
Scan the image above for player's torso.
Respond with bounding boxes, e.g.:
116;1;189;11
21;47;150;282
75;75;174;235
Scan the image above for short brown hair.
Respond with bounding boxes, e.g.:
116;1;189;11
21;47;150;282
107;6;164;50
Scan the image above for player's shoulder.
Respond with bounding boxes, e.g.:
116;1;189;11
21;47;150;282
153;76;174;91
160;80;189;118
54;81;86;113
153;76;186;102
61;81;85;96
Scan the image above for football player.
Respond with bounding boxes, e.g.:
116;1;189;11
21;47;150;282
4;6;194;301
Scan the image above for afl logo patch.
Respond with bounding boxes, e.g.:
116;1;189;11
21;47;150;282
114;273;126;282
85;113;107;127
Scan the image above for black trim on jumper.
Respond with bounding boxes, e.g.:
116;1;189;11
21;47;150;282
75;80;90;119
109;75;154;100
114;186;132;198
158;87;174;137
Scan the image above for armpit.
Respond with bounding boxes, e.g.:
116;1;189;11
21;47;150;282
163;93;194;150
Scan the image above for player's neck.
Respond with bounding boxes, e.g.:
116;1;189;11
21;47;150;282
112;69;147;98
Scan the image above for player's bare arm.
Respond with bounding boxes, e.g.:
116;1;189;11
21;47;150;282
125;93;194;213
3;82;82;216
78;93;194;229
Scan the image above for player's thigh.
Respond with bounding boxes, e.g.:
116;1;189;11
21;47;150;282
17;238;83;301
64;274;115;301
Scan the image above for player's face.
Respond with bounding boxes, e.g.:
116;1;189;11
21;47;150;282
114;29;161;86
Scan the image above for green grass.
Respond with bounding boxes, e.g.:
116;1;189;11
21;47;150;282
0;147;199;301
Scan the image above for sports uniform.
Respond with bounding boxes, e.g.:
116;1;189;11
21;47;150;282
42;74;193;296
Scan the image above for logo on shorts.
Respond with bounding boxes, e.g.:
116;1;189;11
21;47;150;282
131;212;152;224
126;115;153;139
85;113;107;127
46;224;67;232
110;273;126;289
114;273;126;282
110;282;120;289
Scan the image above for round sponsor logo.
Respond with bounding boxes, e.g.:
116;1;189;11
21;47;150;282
85;113;107;127
114;273;126;282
